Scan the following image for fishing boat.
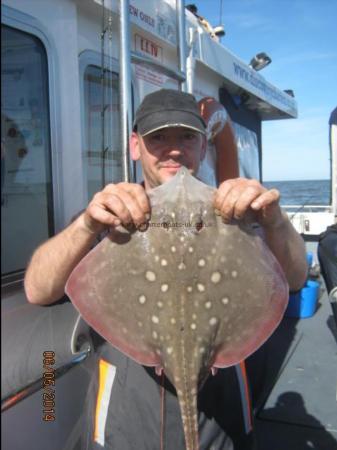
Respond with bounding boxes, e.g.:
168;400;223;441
2;1;336;449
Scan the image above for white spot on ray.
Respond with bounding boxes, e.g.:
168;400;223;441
187;286;193;293
221;297;229;305
152;331;158;339
211;272;221;284
157;301;163;308
152;315;159;324
180;236;185;242
209;317;218;326
178;262;186;270
197;283;205;292
190;323;197;330
198;259;206;267
188;246;194;253
161;284;169;292
211;248;216;254
138;321;143;327
170;318;176;324
171;246;176;253
146;271;156;282
231;270;238;278
139;295;146;304
199;347;205;354
161;259;168;266
154;255;160;262
167;347;173;354
205;301;212;309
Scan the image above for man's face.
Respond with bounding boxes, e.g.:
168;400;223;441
130;127;206;190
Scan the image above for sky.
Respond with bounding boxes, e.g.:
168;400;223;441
192;0;337;180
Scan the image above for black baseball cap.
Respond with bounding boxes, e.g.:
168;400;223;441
133;89;206;136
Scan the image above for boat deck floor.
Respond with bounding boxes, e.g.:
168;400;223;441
254;276;337;450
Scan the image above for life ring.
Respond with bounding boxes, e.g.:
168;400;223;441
198;97;239;184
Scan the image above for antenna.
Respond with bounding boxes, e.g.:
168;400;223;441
100;0;114;188
215;0;225;39
100;0;107;189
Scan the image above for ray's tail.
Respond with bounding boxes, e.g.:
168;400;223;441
175;378;199;450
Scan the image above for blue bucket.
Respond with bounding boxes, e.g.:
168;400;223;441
285;280;320;318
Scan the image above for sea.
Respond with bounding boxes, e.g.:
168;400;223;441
262;179;331;207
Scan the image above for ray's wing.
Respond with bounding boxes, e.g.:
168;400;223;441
184;217;289;368
66;225;188;367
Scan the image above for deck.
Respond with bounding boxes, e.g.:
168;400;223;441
254;256;337;450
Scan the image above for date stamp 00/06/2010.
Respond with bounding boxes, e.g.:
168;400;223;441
42;351;55;421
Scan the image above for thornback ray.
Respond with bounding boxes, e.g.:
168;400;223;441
65;167;289;450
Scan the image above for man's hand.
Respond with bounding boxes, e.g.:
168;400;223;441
25;182;151;305
214;177;308;290
214;178;284;229
82;182;151;235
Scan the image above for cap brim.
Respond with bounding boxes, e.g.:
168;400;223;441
136;110;206;137
141;123;206;137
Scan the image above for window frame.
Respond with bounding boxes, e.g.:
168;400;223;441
1;5;62;285
79;50;121;203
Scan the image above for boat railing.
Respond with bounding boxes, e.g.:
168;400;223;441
283;204;333;213
284;204;335;235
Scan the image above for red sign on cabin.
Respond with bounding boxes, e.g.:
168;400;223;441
135;34;163;62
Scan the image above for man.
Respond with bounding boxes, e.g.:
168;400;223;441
25;89;307;449
318;223;337;325
318;224;337;294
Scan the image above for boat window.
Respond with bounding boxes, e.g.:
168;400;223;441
232;122;260;180
83;65;122;201
1;25;54;278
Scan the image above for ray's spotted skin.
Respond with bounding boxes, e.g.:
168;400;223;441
66;168;289;450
